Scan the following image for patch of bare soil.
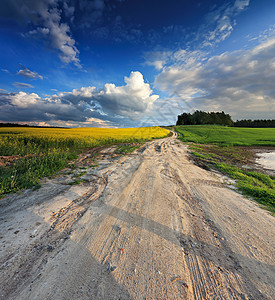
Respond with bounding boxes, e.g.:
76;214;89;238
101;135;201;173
0;154;45;167
0;132;274;299
0;155;23;167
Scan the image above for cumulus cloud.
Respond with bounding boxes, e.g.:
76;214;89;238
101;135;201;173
95;71;158;120
0;71;159;126
155;37;275;120
0;90;93;124
55;71;158;120
17;64;43;79
13;82;34;88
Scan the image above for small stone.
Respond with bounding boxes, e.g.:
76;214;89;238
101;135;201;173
47;245;53;252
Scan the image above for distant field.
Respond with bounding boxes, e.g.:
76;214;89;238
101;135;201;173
175;125;275;146
0;126;169;195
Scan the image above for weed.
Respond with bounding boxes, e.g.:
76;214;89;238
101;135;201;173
115;144;141;154
74;171;87;178
68;179;85;185
32;184;41;191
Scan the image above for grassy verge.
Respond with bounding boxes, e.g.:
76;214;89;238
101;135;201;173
0;127;169;196
175;125;275;213
114;144;141;154
216;163;274;212
0;152;78;194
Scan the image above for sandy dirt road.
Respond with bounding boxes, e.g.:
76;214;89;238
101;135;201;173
0;132;274;299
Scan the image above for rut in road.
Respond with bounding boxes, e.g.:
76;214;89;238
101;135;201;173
0;132;274;299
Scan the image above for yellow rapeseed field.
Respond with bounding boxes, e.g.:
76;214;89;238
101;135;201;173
0;126;169;154
0;126;169;195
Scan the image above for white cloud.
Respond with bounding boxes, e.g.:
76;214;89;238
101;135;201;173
8;0;80;66
13;82;34;88
17;64;43;79
144;1;250;73
144;51;172;70
0;71;159;126
199;0;250;48
144;49;207;71
234;0;250;10
57;71;159;120
8;91;39;108
155;37;275;120
96;71;159;119
0;90;90;123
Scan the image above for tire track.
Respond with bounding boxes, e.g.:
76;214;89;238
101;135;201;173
0;131;274;299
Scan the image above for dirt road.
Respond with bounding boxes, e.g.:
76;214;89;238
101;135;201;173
0;132;274;299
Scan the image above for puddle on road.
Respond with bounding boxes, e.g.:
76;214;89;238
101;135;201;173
256;151;275;170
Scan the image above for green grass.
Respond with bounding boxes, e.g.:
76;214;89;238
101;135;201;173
68;178;86;185
175;125;275;146
0;152;77;194
115;144;141;154
73;171;87;178
216;163;275;213
175;125;275;213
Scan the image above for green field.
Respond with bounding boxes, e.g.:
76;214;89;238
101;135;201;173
0;126;169;196
174;125;275;146
175;125;275;213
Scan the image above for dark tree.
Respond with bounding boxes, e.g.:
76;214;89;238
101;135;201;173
176;111;233;126
234;119;275;128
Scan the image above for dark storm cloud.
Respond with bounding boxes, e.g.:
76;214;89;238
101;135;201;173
0;91;90;123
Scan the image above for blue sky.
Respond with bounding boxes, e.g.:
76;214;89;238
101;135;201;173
0;0;275;127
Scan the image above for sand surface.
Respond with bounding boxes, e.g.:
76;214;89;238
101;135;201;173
0;132;274;299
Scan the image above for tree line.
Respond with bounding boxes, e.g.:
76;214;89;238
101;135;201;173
176;111;275;127
0;123;65;128
176;111;233;126
234;119;275;128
